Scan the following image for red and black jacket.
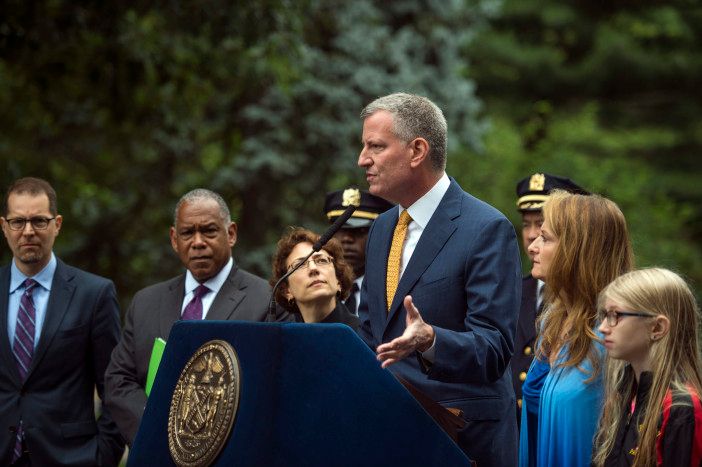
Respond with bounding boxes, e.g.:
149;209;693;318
604;369;702;466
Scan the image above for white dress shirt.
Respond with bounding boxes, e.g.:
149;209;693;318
350;276;363;315
398;173;451;278
396;173;451;361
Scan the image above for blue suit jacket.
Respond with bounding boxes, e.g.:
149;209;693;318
0;259;124;466
358;179;521;465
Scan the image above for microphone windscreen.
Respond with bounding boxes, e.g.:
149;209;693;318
313;205;357;251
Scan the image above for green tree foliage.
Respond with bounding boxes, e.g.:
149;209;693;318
0;0;491;307
461;0;702;289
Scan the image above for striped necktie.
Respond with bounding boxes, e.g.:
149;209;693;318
13;278;38;382
12;278;38;462
386;210;412;311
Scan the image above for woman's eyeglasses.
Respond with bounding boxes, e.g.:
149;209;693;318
287;255;334;272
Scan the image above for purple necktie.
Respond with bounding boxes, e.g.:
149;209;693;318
12;278;37;462
182;284;209;320
13;279;37;382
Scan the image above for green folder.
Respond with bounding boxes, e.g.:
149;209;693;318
145;337;166;397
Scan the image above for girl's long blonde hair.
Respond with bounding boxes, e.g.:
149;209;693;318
592;268;702;467
536;191;633;379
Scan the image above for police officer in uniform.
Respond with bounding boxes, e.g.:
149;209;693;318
513;173;588;425
323;187;392;316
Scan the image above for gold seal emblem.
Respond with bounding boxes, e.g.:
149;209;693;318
168;340;241;467
529;173;546;191
341;188;361;207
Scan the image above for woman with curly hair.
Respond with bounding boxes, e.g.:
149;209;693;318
270;227;358;329
519;190;633;467
592;268;702;466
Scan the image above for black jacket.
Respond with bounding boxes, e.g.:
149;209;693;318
604;369;702;466
294;302;359;331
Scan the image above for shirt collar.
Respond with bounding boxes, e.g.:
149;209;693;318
184;257;233;295
10;252;57;293
402;172;450;229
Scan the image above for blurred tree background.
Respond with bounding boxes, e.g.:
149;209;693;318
460;0;702;294
1;0;700;311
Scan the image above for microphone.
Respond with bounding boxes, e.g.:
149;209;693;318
313;205;357;251
267;205;357;322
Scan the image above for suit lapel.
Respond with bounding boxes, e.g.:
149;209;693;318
0;265;20;384
385;182;461;328
161;275;186;338
206;265;245;321
30;260;76;381
369;208;398;339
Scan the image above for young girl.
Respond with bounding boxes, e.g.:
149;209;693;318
593;268;702;466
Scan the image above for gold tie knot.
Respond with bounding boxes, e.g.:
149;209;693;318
398;209;412;227
386;210;412;311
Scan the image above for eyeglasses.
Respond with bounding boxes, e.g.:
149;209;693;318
600;310;655;327
3;217;56;231
287;255;334;272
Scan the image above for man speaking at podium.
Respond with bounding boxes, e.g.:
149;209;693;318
105;189;270;446
357;93;521;465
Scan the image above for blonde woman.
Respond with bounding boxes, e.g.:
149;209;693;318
592;268;702;466
519;191;633;467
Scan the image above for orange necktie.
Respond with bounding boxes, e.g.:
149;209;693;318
386;210;412;311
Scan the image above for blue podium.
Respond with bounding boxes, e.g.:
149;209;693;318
128;321;470;466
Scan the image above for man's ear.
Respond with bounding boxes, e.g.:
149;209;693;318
54;214;63;234
408;138;430;169
228;222;238;248
170;226;178;253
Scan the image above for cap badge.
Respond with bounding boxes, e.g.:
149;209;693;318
342;188;361;207
529;173;546;191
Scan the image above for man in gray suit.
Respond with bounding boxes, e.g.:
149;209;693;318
105;189;271;446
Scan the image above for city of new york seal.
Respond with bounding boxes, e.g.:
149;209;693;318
168;340;241;466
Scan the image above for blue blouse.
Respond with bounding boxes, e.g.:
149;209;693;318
519;341;604;467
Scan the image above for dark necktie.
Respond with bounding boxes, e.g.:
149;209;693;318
345;282;360;315
12;278;38;462
13;279;38;381
182;284;210;320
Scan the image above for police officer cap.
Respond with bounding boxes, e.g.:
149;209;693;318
516;173;589;212
324;187;394;228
